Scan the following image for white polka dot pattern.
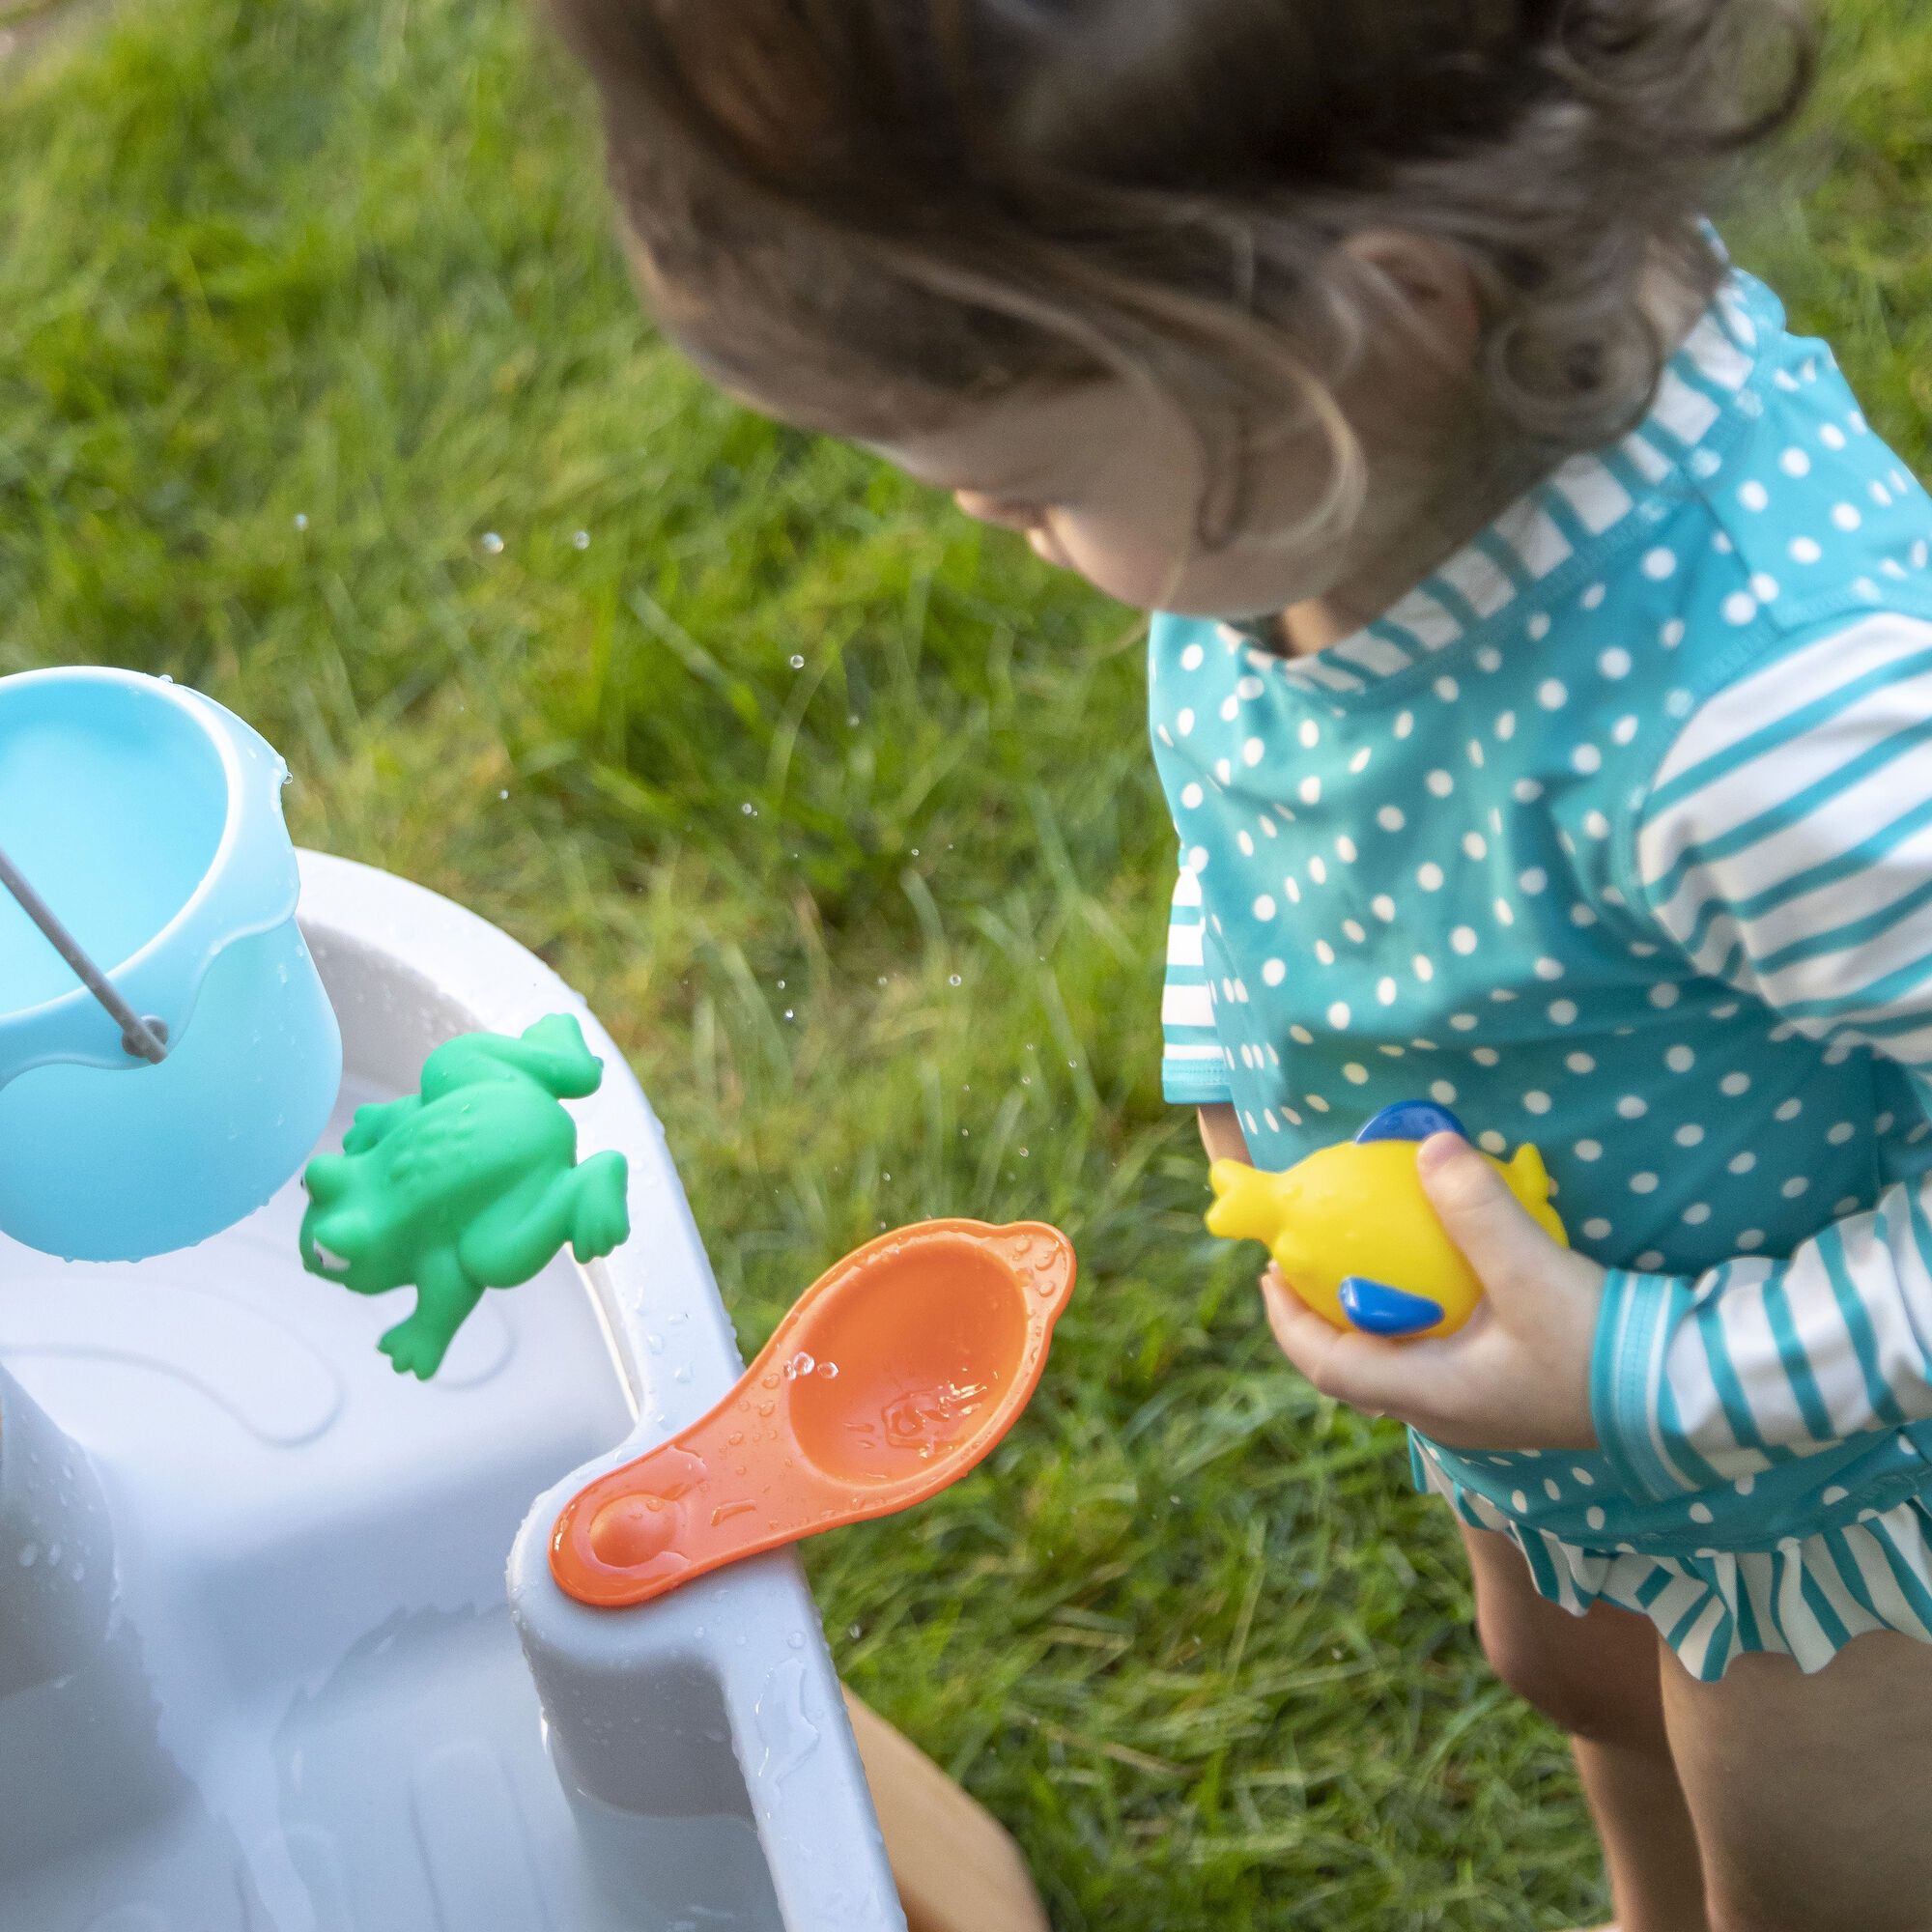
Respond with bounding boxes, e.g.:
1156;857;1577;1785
1151;270;1932;1676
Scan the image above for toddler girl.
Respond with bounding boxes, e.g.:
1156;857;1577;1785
552;2;1932;1926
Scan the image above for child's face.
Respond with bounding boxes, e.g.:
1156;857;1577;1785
866;378;1378;620
658;272;1455;625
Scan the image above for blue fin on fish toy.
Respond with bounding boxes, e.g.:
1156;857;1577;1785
1339;1275;1446;1339
1353;1100;1467;1147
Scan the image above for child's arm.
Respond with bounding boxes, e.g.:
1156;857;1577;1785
1198;1104;1249;1164
1161;851;1233;1109
1593;1193;1932;1498
1591;611;1932;1497
1260;611;1932;1468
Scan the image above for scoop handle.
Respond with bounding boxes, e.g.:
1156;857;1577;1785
550;1418;845;1608
0;842;169;1064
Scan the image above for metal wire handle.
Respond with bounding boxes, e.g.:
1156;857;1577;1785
0;840;170;1063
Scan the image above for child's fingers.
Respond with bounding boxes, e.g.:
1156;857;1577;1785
1259;1266;1328;1361
1415;1132;1559;1304
1259;1270;1435;1426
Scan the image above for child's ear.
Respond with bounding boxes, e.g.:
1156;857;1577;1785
1339;231;1484;375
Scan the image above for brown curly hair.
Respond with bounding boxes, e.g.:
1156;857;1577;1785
553;0;1814;525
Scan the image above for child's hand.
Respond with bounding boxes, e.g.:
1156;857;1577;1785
1259;1133;1605;1451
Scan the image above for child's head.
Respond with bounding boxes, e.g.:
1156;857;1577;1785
554;0;1812;618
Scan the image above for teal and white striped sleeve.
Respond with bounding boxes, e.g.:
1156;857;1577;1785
1595;611;1932;1498
1160;855;1231;1107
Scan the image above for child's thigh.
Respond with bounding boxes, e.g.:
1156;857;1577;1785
1460;1524;1668;1746
1662;1630;1932;1932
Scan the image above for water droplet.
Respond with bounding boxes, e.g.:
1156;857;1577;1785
782;1009;794;1021
818;1361;839;1378
498;788;509;801
948;974;962;987
481;531;504;554
783;1350;817;1379
293;512;309;530
741;802;757;816
573;529;591;550
787;1631;806;1650
788;654;805;669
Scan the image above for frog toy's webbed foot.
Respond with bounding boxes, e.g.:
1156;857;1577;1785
457;1152;632;1288
1338;1276;1445;1339
507;1013;606;1098
569;1151;630;1263
439;1013;605;1100
379;1253;483;1380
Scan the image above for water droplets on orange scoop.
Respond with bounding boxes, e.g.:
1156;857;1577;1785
551;1220;1076;1608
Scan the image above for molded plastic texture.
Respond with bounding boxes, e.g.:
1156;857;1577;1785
0;668;342;1261
300;1014;632;1379
1206;1100;1567;1340
0;852;907;1931
551;1220;1077;1609
1338;1275;1446;1339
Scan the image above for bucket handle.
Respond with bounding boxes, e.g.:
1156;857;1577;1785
0;841;169;1065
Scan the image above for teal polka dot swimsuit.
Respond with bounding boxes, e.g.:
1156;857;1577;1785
1154;270;1932;1679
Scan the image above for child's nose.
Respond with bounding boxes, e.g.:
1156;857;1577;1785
953;490;1042;533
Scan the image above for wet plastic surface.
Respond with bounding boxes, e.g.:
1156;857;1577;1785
553;1220;1076;1609
0;851;903;1932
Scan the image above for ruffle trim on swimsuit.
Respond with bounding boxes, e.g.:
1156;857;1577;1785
1421;1459;1932;1682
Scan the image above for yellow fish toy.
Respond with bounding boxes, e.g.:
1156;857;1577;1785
1206;1101;1567;1340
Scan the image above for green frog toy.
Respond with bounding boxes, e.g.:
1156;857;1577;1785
299;1013;632;1378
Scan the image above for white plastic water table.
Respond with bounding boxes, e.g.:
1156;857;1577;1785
0;851;908;1932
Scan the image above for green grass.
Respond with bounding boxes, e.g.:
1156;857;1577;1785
2;2;1927;1924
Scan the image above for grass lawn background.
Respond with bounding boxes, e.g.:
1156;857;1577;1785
1;2;1926;1923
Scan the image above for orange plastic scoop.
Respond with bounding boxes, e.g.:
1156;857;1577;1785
551;1218;1077;1608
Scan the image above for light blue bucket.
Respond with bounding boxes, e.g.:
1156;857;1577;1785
0;668;342;1262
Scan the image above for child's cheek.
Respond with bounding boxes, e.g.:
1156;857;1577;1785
1045;518;1187;612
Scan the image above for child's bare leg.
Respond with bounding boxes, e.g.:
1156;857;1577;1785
1462;1527;1707;1932
1662;1630;1932;1932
